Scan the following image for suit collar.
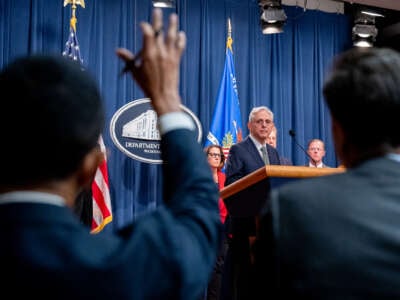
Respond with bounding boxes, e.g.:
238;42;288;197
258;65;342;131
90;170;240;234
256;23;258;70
386;153;400;163
249;134;265;148
352;156;400;177
0;191;65;206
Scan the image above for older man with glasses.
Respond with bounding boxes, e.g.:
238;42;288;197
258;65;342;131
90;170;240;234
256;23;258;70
306;138;330;168
222;106;282;300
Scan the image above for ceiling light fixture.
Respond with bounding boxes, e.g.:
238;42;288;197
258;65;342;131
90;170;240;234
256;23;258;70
152;0;175;8
361;10;384;18
352;13;378;48
258;0;287;34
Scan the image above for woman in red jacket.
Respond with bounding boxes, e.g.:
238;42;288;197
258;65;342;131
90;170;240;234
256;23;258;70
204;145;227;300
205;145;227;223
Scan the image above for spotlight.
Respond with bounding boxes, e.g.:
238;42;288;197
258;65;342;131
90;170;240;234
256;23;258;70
352;13;377;48
152;0;175;8
258;0;287;34
360;10;384;18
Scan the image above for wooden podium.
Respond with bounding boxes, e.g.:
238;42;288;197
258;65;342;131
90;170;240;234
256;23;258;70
220;165;345;217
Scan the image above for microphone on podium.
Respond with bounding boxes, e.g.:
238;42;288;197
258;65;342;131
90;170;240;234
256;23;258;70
288;129;316;166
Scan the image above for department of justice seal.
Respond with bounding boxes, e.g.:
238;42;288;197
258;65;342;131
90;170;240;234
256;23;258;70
110;98;202;164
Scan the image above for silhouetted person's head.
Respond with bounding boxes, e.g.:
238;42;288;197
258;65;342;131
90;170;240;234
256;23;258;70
0;55;105;189
323;48;400;168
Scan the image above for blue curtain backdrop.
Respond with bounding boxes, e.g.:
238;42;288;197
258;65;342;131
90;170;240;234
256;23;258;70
0;0;351;230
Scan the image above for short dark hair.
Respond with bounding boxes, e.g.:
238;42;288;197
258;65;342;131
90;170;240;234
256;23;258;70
0;55;105;186
323;48;400;150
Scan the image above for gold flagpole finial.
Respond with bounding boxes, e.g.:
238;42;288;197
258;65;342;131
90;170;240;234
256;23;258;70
226;18;233;51
63;0;85;32
63;0;85;9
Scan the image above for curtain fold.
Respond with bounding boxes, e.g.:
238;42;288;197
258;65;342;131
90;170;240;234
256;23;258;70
0;0;351;230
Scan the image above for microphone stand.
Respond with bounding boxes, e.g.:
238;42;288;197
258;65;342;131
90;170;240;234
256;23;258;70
288;130;317;166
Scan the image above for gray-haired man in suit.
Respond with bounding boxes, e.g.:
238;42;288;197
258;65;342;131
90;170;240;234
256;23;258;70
223;106;281;300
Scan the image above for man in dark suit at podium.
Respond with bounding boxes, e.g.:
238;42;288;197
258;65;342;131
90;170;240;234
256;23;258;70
254;48;400;299
223;106;280;300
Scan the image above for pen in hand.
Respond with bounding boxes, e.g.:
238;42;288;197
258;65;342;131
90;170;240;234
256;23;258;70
120;52;142;75
120;29;162;76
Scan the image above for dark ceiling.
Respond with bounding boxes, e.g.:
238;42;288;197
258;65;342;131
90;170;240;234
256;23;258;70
342;1;400;50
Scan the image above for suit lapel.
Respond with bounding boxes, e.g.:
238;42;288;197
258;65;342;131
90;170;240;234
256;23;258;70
244;137;264;166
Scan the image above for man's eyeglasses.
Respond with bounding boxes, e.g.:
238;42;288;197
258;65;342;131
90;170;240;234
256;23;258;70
207;153;221;158
253;119;273;126
309;147;323;152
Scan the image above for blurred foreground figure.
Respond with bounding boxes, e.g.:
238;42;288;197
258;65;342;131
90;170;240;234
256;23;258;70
0;8;220;300
254;47;400;299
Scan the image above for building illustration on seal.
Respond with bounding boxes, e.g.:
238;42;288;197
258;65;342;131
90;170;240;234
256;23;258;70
122;109;160;141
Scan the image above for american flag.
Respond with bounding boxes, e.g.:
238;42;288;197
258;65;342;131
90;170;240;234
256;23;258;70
62;26;83;64
63;20;113;233
91;136;113;233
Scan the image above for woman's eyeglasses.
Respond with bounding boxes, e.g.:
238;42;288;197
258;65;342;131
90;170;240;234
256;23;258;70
207;153;221;158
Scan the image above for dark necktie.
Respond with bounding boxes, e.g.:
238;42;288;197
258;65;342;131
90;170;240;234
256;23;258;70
260;146;269;165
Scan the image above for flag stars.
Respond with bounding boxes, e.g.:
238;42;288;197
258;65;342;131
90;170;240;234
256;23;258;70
62;27;83;65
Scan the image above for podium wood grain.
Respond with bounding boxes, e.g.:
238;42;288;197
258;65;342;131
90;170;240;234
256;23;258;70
220;165;346;199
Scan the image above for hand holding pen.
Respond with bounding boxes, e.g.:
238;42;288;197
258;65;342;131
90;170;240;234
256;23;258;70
116;8;186;116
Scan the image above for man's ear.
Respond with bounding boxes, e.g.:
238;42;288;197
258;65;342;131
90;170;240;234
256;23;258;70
77;147;104;189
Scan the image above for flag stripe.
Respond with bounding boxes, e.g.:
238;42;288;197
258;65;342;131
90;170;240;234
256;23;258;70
90;136;112;233
92;166;111;217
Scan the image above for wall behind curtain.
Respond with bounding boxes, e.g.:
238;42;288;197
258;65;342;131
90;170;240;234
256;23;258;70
0;0;351;230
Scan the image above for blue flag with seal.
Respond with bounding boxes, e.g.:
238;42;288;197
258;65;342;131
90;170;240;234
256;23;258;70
205;28;243;160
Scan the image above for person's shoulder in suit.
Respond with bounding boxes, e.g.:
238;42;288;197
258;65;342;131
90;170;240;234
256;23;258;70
0;9;222;299
254;48;400;298
234;136;252;149
266;144;280;165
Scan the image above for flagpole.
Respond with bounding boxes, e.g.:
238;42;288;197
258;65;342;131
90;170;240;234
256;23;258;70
63;0;86;32
228;18;232;39
227;18;233;52
205;17;243;154
62;0;84;63
62;0;113;233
